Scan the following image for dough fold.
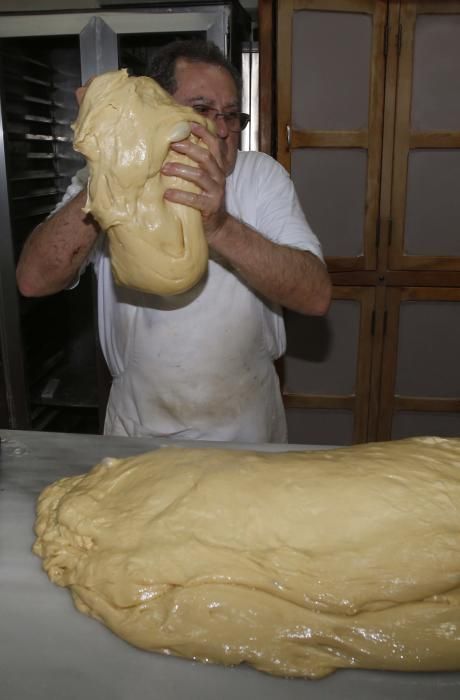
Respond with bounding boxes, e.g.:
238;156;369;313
33;437;460;679
72;69;210;296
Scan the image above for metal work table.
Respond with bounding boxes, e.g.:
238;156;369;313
1;429;459;700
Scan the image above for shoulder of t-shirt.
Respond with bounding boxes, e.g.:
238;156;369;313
230;151;325;260
232;149;288;181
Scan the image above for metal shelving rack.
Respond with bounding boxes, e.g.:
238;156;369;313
0;3;250;434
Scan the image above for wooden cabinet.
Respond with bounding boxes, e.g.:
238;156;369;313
260;0;460;444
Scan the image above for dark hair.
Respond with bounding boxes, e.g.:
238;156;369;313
147;39;242;103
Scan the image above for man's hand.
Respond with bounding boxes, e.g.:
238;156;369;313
75;76;96;107
161;122;229;244
160;122;331;316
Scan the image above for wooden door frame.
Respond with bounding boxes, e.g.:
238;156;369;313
283;285;376;443
389;0;460;271
258;0;275;155
276;0;388;272
377;286;460;440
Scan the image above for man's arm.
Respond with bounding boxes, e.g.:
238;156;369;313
203;216;330;316
162;123;331;316
16;190;99;297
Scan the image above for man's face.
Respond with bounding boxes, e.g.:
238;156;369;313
172;59;240;176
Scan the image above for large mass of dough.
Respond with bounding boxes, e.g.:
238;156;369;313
72;69;209;295
33;437;460;679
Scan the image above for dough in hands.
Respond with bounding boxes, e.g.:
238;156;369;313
33;437;460;679
72;69;210;296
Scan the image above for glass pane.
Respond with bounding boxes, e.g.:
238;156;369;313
292;10;371;130
287;407;354;446
291;149;366;257
284;300;360;395
392;411;460;441
405;150;460;256
395;300;460;397
412;15;460;130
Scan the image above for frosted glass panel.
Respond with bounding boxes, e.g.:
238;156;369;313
392;412;460;441
291;149;366;257
412;15;460;130
292;11;371;130
405;150;460;256
395;300;460;397
284;300;359;395
287;407;353;446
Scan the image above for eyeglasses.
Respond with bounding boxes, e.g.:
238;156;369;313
192;105;250;132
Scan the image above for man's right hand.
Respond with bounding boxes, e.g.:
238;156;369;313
75;76;96;107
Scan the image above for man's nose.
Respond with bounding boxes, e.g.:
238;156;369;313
214;114;230;138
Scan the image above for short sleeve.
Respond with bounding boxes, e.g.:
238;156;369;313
48;165;89;218
228;152;324;262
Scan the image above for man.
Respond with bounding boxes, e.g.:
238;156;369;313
16;40;331;443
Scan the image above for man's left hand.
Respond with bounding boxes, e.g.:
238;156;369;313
161;122;229;244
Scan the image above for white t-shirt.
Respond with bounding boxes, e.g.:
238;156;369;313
59;150;324;442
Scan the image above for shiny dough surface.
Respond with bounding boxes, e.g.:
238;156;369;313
72;69;209;296
33;437;460;679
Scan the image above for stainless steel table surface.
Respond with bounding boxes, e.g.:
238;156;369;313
1;429;459;700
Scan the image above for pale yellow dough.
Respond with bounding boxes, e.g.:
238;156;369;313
33;437;460;679
72;69;210;295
